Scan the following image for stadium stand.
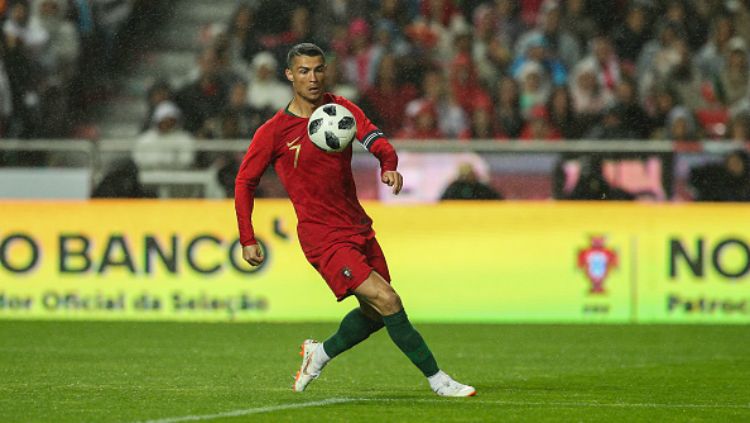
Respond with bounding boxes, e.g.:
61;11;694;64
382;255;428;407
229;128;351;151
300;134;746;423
0;0;749;201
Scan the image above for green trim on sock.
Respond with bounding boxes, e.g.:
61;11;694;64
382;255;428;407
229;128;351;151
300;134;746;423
323;308;384;359
382;308;408;326
383;309;439;377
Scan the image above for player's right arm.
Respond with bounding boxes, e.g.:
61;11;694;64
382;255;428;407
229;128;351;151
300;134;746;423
234;122;278;264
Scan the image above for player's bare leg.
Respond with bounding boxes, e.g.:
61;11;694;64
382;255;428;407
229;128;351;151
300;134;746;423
354;272;476;397
293;287;385;392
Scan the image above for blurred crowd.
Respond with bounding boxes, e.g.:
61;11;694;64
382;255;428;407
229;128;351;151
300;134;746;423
143;0;750;146
1;0;748;200
121;0;750;200
0;0;166;143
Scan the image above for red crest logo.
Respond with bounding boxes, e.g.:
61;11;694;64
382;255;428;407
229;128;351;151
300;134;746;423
577;236;618;294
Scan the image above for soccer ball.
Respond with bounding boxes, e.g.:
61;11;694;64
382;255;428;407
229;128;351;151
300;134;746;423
307;103;357;152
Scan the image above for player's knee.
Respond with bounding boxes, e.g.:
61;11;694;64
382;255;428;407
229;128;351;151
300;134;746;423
378;287;402;315
359;303;382;321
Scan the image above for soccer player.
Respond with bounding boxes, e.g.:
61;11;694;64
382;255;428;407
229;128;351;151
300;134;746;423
234;43;476;397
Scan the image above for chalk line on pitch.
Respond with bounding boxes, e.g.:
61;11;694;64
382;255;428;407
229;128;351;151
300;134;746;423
137;396;750;423
138;397;356;423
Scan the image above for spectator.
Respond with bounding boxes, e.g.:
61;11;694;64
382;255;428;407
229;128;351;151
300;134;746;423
34;0;79;85
226;2;263;65
646;87;679;139
585;103;639;140
198;81;264;188
666;106;698;142
342;17;376;92
312;0;370;43
613;77;652;139
326;19;350;61
515;1;581;72
132;101;196;171
475;33;511;90
612;3;651;66
520;104;561;141
91;158;151;198
517;60;550;118
215;80;265;140
92;0;133;75
689;149;750;201
66;0;100;115
730;0;750;46
667;40;705;111
662;0;706;51
728;112;750;142
395;99;443;139
4;0;49;60
175;48;230;135
372;0;415;29
511;33;567;87
441;162;502;200
211;31;247;88
694;13;735;79
3;0;43;138
472;3;497;73
32;0;79;136
494;76;524;139
360;53;418;136
569;59;614;118
246;51;289;115
209;26;249;82
566;155;635;200
449;52;490;117
547;85;582;139
420;0;460;28
561;0;598;49
718;37;750;108
403;16;441;61
447;18;473;64
637;21;684;100
406;68;467;138
492;0;523;47
140;79;174;133
370;21;415;89
324;54;359;102
468;97;495;139
369;19;411;73
519;0;545;27
0;50;13;136
266;6;324;72
585;35;623;94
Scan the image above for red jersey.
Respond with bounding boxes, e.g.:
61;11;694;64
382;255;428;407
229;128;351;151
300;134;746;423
234;93;398;258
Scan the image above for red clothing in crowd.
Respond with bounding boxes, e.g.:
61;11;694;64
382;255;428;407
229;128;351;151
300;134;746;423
361;83;418;136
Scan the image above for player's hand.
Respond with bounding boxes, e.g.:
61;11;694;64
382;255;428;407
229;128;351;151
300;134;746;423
382;171;403;195
242;244;265;266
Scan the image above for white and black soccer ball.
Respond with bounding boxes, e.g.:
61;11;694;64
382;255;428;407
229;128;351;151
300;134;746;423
307;103;357;152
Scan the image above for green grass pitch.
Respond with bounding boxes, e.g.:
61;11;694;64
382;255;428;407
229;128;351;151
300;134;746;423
1;321;749;422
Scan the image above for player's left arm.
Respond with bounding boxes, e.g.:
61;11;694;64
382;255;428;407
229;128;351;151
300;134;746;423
338;97;403;195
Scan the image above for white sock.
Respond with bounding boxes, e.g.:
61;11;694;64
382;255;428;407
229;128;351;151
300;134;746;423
427;370;448;389
311;343;331;371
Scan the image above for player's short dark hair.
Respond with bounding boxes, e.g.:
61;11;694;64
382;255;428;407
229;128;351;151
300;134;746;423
286;43;325;69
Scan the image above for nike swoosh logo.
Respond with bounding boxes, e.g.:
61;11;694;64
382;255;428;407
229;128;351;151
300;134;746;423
301;346;313;375
286;136;302;147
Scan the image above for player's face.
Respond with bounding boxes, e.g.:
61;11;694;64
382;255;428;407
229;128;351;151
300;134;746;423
286;55;326;104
